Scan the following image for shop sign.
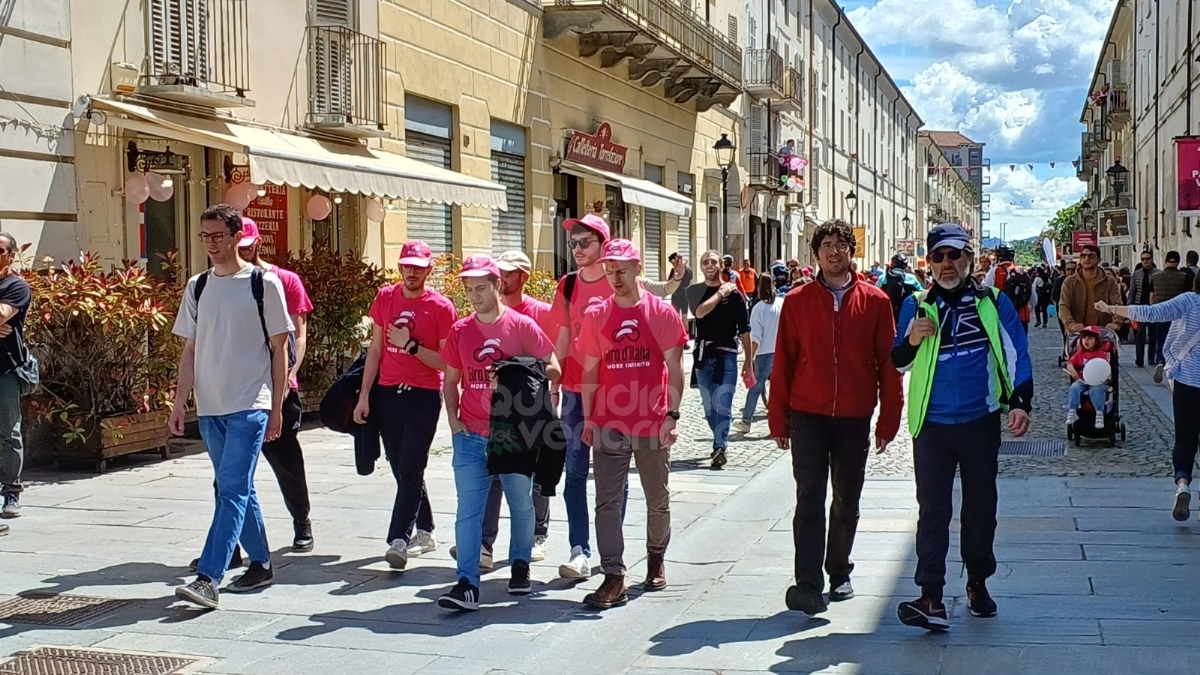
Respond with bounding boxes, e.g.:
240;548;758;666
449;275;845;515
229;165;290;263
565;123;628;173
895;239;917;257
1072;230;1097;250
1175;136;1200;217
852;227;866;256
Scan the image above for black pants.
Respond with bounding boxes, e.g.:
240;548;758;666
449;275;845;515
210;389;309;527
913;412;1000;600
1135;320;1155;365
1172;381;1200;483
372;383;440;544
790;411;870;594
1152;322;1171;366
482;478;550;552
1035;302;1049;327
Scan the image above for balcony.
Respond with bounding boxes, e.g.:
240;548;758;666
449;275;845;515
142;0;253;108
775;66;804;112
747;150;786;191
543;0;742;111
1104;86;1130;129
305;26;388;139
1086;123;1107;152
743;48;784;100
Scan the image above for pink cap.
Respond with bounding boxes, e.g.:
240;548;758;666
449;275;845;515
598;238;641;262
238;217;261;248
457;254;501;278
562;213;611;242
398;240;433;267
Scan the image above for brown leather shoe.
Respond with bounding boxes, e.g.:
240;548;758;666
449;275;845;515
643;553;666;591
584;574;628;609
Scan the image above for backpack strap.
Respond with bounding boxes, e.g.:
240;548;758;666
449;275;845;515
193;270;211;303
250;267;274;356
562;271;579;317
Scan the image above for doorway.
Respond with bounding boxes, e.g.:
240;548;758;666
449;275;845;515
553;172;580;278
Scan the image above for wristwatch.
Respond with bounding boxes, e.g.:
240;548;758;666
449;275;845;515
665;410;681;421
405;339;420;355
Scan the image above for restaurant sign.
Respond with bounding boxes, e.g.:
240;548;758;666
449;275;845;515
229;164;289;263
565;123;628;173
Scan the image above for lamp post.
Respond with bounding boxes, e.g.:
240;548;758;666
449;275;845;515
1106;159;1128;207
845;190;858;221
713;133;736;253
902;214;911;238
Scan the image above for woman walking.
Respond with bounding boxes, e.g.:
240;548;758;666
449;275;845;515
734;274;783;435
1033;268;1051;328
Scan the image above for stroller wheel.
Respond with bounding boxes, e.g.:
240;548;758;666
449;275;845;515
1066;425;1074;441
1108;431;1117;447
1074;434;1082;448
1120;426;1127;441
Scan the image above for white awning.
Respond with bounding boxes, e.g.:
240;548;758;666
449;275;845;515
82;97;507;210
559;161;693;218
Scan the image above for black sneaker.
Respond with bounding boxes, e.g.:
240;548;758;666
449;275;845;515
785;585;827;615
711;448;728;470
190;547;244;573
175;577;219;609
1;493;20;519
897;596;949;631
437;578;480;612
508;560;532;595
966;581;997;618
828;579;854;601
293;520;314;552
226;562;274;593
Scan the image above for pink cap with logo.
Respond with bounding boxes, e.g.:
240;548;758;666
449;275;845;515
457;254;501;278
239;217;261;248
398;240;433;267
598;238;641;262
562;213;611;242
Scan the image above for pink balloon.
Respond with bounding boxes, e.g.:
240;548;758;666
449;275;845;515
306;195;332;221
365;199;386;223
224;184;251;210
243;182;262;204
147;173;173;202
125;173;150;204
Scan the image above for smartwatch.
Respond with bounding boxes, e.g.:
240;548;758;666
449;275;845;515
405;339;420;355
665;410;681;421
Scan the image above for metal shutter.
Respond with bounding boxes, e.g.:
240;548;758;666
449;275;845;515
149;0;209;84
405;133;452;254
491;152;526;254
643;209;662;279
678;212;692;265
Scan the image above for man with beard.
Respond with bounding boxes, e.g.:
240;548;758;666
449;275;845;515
1129;251;1156;367
892;224;1033;632
354;241;458;571
768;219;902;616
688;250;753;469
1058;244;1124;336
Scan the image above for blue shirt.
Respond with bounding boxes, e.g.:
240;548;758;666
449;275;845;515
1127;294;1200;389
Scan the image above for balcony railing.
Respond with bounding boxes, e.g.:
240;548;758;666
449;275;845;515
306;26;387;135
744;48;784;98
747;149;785;190
779;67;804;111
144;0;251;104
1104;87;1130;126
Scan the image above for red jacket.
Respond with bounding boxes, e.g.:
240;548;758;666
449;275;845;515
767;276;903;441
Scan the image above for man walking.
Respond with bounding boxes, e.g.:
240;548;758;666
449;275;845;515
688;250;753;469
768;219;902;616
1058;244;1124;336
0;232;30;527
578;239;687;609
354;240;458;570
667;253;693;341
169;204;293;609
892;224;1033;631
1186;251;1198;288
438;254;558;611
1050;259;1076;338
1130;251;1155;367
1151;251;1192;383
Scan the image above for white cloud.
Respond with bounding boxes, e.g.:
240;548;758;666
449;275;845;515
984;168;1087;239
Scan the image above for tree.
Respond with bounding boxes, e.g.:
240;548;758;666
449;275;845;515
1047;197;1085;245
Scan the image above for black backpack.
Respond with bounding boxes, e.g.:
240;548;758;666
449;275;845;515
1002;268;1032;310
884;269;912;317
194;267;298;372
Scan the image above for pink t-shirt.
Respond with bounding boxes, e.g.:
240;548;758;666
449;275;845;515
265;264;313;389
509;295;554;338
441;308;554;435
368;285;458;389
578;294;688;437
549;272;615;392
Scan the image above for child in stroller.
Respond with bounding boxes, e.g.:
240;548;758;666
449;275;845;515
1065;326;1109;429
1063;326;1127;445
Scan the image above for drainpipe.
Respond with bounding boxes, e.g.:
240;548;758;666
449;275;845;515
1186;0;1195;237
853;39;865;235
827;6;843;223
1154;0;1161;249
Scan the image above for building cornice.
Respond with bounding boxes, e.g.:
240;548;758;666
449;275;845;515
1079;0;1131;124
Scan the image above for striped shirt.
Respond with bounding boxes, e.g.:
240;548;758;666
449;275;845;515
1126;294;1200;388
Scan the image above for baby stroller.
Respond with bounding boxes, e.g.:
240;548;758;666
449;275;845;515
1064;326;1127;447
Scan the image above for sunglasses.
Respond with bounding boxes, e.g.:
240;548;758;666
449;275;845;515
929;249;964;264
568;238;597;250
1079;252;1098;259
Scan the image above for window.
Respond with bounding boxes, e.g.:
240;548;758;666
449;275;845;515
312;0;353;25
677;172;694;265
491;120;528;254
728;15;737;44
405;95;454;254
643;163;664;279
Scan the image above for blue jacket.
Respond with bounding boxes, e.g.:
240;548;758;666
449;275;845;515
892;282;1034;425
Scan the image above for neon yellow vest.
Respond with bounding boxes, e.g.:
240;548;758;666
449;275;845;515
907;288;1014;438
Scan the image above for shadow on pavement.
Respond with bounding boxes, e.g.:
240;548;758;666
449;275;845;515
647;613;830;656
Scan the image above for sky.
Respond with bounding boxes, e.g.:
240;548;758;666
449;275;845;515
843;0;1116;240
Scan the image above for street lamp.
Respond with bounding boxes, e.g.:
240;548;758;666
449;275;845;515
713;133;736;252
845;190;858;220
902;214;911;238
1106;159;1129;206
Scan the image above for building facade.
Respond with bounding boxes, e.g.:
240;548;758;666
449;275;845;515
922;130;987;241
918;132;981;259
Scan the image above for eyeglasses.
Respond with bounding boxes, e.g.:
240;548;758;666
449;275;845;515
568;238;597;250
818;242;852;253
929;249;964;264
1141;257;1152;262
700;259;721;266
199;232;230;243
1078;252;1098;259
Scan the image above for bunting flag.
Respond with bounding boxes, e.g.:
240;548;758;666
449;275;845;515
1050;162;1056;168
1027;164;1034;171
1010;164;1016;172
1072;159;1079;168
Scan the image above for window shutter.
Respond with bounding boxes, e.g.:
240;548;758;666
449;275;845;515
405;133;453;254
148;0;208;83
313;0;352;26
643;209;662;280
750;103;765;152
727;15;737;45
491;152;527;254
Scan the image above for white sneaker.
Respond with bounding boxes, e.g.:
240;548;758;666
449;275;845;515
558;545;591;579
408;530;437;557
1066;410;1078;426
385;539;408;570
449;545;494;571
1174;483;1192;522
531;535;547;563
1094;413;1106;429
733;420;752;434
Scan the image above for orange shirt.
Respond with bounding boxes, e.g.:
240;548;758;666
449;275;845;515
739;267;757;295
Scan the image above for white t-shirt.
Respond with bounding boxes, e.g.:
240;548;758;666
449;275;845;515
172;265;294;417
749;296;783;356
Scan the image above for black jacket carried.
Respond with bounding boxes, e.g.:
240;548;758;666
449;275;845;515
318;353;382;476
485;356;566;496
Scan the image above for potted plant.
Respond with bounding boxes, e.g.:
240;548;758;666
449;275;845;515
22;252;183;471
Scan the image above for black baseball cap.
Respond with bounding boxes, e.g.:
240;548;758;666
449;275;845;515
927;223;971;252
1166;250;1181;263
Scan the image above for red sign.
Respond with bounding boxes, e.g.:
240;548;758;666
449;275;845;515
243;185;289;263
1176;137;1200;217
1072;230;1097;250
565;123;628;173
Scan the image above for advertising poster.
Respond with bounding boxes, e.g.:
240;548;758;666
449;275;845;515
1176;137;1200;217
1096;208;1133;247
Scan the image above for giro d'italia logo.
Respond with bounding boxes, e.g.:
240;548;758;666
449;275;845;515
613;319;641;343
473;337;505;363
393;311;416;329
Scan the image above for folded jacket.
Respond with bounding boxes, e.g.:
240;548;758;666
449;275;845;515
485;356;566;496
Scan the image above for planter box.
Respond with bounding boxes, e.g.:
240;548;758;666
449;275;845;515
55;411;171;473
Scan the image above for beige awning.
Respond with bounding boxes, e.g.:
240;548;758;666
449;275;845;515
83;97;507;210
559;160;693;218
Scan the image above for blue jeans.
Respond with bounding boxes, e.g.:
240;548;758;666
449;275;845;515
1067;380;1106;414
741;353;774;423
561;390;627;558
696;350;738;449
197;410;271;583
452;431;534;587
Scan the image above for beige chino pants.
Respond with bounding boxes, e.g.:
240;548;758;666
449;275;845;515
593;426;671;576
